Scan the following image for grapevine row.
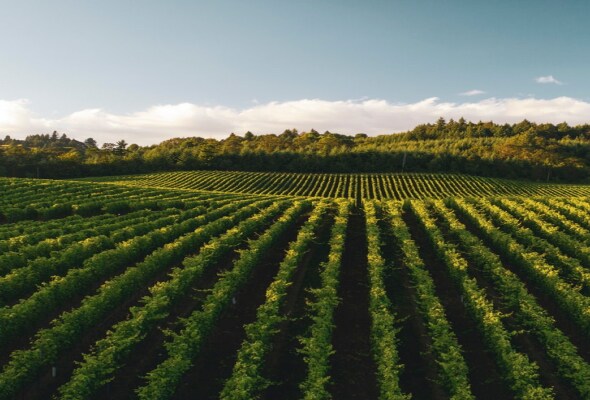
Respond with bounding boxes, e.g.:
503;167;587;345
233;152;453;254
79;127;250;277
431;199;590;398
297;200;350;400
408;200;553;399
383;201;473;399
134;201;308;399
364;201;410;400
0;199;270;399
448;198;590;336
78;171;590;200
220;201;331;399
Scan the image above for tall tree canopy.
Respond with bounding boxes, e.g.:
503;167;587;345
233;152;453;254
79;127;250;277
1;119;589;181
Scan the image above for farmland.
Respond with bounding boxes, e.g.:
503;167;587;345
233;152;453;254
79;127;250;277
81;170;590;199
1;174;590;399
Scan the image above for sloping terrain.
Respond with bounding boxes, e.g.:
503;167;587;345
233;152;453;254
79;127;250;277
81;170;590;199
1;176;590;399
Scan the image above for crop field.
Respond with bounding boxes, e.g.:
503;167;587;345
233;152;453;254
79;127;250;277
81;170;590;199
1;175;590;399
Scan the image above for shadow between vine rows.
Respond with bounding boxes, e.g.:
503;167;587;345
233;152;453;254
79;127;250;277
262;211;334;399
377;205;446;399
329;206;378;399
451;204;590;363
169;214;308;399
432;204;578;399
14;206;271;400
402;206;512;400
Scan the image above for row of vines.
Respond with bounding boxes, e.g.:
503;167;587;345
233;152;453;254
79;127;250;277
1;178;590;399
83;170;590;200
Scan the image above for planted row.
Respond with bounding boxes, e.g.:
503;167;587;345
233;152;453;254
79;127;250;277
57;199;297;399
221;201;331;399
135;200;309;399
383;201;473;399
481;198;590;291
408;200;553;399
451;198;590;336
364;201;409;400
492;198;590;269
0;199;268;399
297;200;350;400
0;204;214;344
0;208;190;303
87;171;590;199
433;199;590;398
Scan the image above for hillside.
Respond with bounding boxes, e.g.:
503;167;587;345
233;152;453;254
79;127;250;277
2;119;590;181
81;171;590;200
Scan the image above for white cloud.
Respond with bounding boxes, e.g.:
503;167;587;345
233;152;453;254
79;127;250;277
0;99;38;131
535;75;563;85
459;89;485;96
1;96;590;145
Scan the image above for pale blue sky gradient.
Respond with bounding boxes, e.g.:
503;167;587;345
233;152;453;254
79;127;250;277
0;1;589;143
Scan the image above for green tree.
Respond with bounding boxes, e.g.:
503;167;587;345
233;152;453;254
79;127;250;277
114;140;128;156
84;138;98;148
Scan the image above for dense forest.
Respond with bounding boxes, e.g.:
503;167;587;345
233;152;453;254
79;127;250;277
1;118;590;181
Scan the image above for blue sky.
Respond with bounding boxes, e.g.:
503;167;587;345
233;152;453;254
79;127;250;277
1;0;589;144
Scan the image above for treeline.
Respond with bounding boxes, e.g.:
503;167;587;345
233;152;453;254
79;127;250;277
1;118;590;181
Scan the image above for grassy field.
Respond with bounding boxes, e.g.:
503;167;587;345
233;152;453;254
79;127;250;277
1;174;590;399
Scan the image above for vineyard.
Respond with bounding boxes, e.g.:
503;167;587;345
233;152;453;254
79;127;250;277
1;175;590;399
81;170;590;199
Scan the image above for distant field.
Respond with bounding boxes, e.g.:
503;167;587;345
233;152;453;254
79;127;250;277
2;175;590;399
81;170;590;199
